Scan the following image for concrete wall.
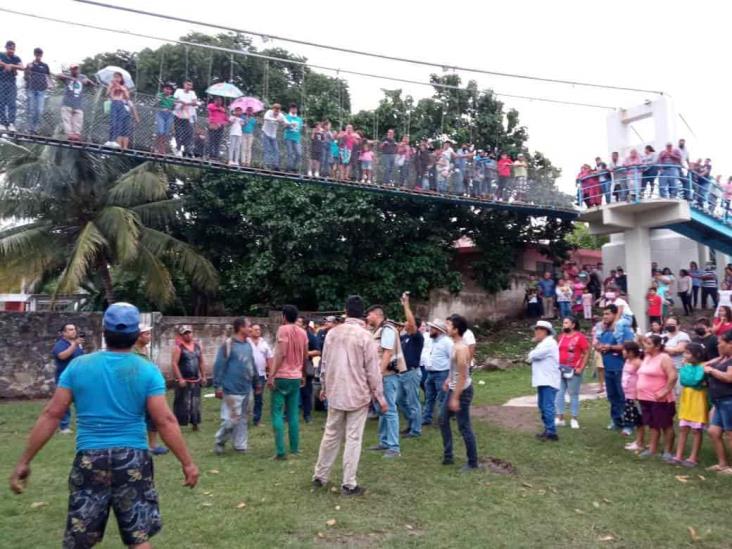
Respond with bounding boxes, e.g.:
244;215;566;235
602;229;704;275
0;312;104;399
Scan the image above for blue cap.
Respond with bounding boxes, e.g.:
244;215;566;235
103;302;140;334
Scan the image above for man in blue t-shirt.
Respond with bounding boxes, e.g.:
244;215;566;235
284;102;303;172
10;303;199;548
596;304;635;435
397;294;424;438
51;323;85;433
0;40;23;131
537;272;557;320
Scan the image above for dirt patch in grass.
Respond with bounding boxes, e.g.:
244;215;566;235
473;405;538;433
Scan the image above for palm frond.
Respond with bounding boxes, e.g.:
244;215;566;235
133;246;176;305
107;162;169;206
0;224;65;289
95;206;141;263
0;139;33;168
131;198;184;227
140;228;219;293
56;222;109;294
0;222;52;261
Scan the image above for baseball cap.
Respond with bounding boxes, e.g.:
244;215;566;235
178;325;193;335
103;303;140;334
325;315;337;323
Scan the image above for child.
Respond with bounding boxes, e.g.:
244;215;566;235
526;287;541;318
228;107;244;166
240;107;257;167
359;142;375;183
330;132;340;178
154;83;175;154
647;286;663;326
671;343;708;467
308;122;323;177
581;290;593;320
556;279;572;318
622;341;645;451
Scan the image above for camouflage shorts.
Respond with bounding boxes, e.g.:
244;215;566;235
63;448;161;548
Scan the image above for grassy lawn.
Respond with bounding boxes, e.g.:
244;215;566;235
1;330;731;548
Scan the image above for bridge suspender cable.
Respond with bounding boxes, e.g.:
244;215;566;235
74;0;665;96
0;8;618;111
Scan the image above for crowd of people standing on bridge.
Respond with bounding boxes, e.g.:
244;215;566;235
577;138;732;218
0;39;542;202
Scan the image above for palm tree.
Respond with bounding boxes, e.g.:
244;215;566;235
0;141;218;307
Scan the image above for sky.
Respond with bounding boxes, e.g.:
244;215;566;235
2;0;730;193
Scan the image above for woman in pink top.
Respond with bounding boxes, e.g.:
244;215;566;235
207;96;227;161
621;341;645;451
623;149;643;201
636;335;678;458
572;279;585;315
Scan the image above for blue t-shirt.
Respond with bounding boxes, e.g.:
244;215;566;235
598;327;633;372
284;114;303;142
538;279;556;298
213;339;255;395
400;331;424;370
58;351;166;451
52;338;84;376
242;116;256;134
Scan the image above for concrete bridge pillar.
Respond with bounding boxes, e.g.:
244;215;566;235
624;226;652;333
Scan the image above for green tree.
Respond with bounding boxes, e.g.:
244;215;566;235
0;142;218;307
565;223;608;250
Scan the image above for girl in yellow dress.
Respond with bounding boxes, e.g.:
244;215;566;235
671;343;709;467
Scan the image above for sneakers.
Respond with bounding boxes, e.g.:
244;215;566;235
400;428;411;435
307;171;313;177
555;418;566;427
341;485;366;497
621;427;633;437
214;443;224;455
228;161;237;166
570;418;580;430
103;141;120;148
638;449;655;458
367;445;388;452
661;452;675;462
606;422;619;431
151;446;169;456
59;428;73;435
624;442;641;451
442;457;455;465
383;450;401;459
312;478;325;488
314;171;319;178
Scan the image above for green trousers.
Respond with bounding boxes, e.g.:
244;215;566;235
271;378;301;457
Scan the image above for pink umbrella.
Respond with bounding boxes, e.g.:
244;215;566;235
229;96;264;113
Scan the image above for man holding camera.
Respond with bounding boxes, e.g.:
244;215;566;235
366;304;406;458
51;323;85;434
397;293;423;438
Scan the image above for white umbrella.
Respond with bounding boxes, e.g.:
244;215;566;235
206;82;244;99
95;66;135;89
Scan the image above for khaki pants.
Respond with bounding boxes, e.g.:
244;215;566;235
313;405;369;489
61;106;83;136
240;133;254;165
542;297;554;318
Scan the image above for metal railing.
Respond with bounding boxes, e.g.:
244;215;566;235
0;83;576;212
576;164;731;223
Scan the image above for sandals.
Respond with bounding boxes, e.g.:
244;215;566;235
705;464;729;472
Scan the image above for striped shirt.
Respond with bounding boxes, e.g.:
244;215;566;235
702;269;718;288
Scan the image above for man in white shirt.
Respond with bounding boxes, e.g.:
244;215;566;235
422;319;453;426
173;80;198;156
528;320;560;441
248;323;273;427
262;103;288;170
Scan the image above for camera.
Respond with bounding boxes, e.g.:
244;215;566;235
78;332;86;339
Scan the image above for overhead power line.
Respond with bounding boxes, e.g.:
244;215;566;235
75;0;664;96
0;8;617;110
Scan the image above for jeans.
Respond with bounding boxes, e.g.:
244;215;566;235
27;90;45;132
0;81;17;126
599;178;612;203
659;167;680;198
537;386;558;435
216;392;251;450
691;285;700;308
641;167;657;196
155;110;173;135
55;371;71;430
423;370;449;424
285;139;302;171
496;176;511;200
320;143;331;175
174;117;193;154
263;134;280;169
381;153;396;184
300;375;314;421
555;371;583;418
604;369;625;428
558;301;572;318
377;374;400;451
397;368;422;436
701;287;719;309
440;385;477;467
208;127;224;159
252;375;265;425
271;378;301;457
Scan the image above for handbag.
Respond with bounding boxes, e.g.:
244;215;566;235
559;365;575;379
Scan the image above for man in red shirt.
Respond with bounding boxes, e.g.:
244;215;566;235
647;286;663;325
269;304;308;459
496;152;513;201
